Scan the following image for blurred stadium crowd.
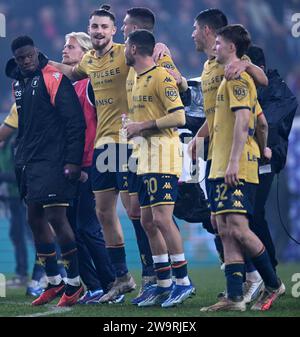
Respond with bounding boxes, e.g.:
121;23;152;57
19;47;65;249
0;0;299;117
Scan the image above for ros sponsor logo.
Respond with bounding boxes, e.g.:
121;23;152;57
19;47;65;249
0;273;6;297
0;13;5;38
291;13;300;38
291;273;300;298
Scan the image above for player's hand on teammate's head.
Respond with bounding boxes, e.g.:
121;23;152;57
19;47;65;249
153;43;171;63
225;60;247;81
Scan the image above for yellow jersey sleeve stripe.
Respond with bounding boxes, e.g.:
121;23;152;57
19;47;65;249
231;106;251;112
168;106;184;113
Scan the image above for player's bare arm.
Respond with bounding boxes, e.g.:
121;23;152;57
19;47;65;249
256;112;272;161
225;108;250;187
49;60;87;82
225;60;268;86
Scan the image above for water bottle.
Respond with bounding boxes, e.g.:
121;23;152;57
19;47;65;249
120;113;130;141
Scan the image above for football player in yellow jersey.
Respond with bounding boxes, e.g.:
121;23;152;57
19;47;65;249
50;6;138;302
124;30;194;308
49;5;173;303
200;25;284;312
121;7;190;304
189;9;270;303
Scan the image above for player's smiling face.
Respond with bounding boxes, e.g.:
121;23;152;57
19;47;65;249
215;35;231;64
88;15;116;51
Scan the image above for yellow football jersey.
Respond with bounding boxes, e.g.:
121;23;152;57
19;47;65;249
126;54;181;158
126;54;181;119
209;72;260;184
131;65;184;177
75;43;130;147
201;57;224;160
201;55;252;160
4;103;18;129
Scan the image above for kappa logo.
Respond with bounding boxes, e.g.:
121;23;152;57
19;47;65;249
150;195;155;202
163;77;172;83
52;72;61;81
163;193;172;201
217;201;224;209
144;75;152;87
163;182;172;189
233;85;248;101
233;200;244;208
165;86;178;102
233;189;243;197
61;259;70;270
36;256;46;267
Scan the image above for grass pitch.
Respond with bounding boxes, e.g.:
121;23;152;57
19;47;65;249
0;264;299;317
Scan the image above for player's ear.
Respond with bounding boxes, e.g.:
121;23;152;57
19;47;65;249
111;25;117;36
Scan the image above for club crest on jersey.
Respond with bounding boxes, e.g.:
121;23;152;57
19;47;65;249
165;86;178;102
161;62;175;70
233;85;248;101
31;76;39;88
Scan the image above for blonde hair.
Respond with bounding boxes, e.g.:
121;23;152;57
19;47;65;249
65;32;93;52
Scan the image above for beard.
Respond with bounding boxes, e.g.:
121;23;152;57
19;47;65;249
125;54;135;67
91;35;110;51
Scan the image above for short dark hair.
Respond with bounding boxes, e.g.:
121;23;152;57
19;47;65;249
11;35;34;53
128;29;155;57
246;45;266;69
126;7;155;31
195;8;228;31
217;24;251;58
89;4;115;23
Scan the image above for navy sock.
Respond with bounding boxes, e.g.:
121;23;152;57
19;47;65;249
131;219;155;276
35;243;59;277
225;263;245;300
154;262;171;281
55;243;67;279
31;253;46;282
60;242;79;280
171;261;188;279
214;234;224;263
252;249;279;289
107;245;128;278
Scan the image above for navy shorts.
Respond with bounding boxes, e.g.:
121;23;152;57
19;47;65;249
209;178;257;216
92;143;131;193
138;173;178;208
15;161;77;207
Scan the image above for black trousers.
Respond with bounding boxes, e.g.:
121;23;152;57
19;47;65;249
250;172;278;271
